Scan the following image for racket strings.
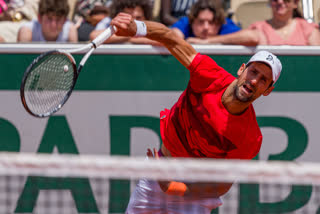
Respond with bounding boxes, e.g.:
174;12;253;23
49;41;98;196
24;53;75;116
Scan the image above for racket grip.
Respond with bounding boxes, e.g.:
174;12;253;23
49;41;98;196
91;26;116;48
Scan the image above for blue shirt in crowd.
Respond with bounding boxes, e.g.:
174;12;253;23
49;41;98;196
171;16;241;38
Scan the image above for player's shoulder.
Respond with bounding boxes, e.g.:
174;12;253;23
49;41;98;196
188;53;219;71
188;53;228;75
194;53;218;65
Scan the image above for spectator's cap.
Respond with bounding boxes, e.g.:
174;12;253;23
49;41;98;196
247;51;282;85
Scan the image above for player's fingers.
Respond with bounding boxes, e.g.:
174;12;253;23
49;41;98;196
111;14;131;26
111;20;134;37
111;25;128;36
117;14;132;22
147;148;153;157
116;12;132;19
153;148;160;159
115;16;131;24
110;20;127;29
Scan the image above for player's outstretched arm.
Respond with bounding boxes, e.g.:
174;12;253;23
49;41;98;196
147;148;233;198
157;179;232;199
111;13;197;68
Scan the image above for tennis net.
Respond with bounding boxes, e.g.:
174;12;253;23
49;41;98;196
1;152;320;214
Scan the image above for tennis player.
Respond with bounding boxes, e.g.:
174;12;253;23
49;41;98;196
111;13;282;214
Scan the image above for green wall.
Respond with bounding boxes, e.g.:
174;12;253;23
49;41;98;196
4;53;320;91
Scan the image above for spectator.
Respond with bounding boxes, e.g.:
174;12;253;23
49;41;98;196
171;0;240;42
160;0;197;26
89;0;159;45
74;0;110;41
17;0;77;42
194;0;320;45
0;0;39;42
75;0;111;20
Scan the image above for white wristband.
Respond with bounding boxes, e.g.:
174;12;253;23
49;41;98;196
134;20;147;37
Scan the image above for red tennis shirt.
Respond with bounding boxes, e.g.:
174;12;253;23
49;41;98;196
160;54;262;159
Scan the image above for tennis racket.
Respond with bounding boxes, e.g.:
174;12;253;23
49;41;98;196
20;26;116;118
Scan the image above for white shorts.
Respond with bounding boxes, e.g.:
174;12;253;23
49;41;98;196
126;178;223;214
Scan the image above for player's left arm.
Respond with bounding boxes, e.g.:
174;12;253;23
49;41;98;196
187;182;232;198
161;181;233;198
147;148;233;198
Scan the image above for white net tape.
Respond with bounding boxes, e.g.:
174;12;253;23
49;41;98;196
0;152;320;185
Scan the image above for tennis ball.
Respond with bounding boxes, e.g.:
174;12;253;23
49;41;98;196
64;65;69;72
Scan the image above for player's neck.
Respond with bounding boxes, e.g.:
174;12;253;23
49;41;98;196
222;82;251;115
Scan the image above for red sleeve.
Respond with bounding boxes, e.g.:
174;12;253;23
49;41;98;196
187;53;235;93
250;135;262;159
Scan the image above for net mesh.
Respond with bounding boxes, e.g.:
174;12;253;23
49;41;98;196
1;152;320;214
23;52;76;117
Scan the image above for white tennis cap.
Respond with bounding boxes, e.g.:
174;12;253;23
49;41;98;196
247;51;282;84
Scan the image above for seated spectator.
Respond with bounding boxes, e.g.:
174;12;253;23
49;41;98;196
193;0;320;45
74;0;110;41
160;0;198;26
171;0;240;43
90;0;159;45
0;0;39;42
17;0;77;42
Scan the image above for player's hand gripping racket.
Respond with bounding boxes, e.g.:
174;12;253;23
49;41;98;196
20;26;116;118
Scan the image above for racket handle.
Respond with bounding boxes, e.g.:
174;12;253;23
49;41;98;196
91;26;116;48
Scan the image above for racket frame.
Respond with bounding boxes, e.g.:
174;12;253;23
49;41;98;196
20;26;116;118
20;50;78;117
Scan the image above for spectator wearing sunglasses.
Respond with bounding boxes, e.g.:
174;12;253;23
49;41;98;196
187;0;320;46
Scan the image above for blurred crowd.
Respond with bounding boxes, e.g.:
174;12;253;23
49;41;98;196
0;0;319;46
